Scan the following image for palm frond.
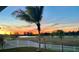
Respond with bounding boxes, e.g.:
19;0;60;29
12;6;44;24
26;6;44;22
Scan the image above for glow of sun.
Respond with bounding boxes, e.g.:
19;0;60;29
0;30;5;34
0;30;12;35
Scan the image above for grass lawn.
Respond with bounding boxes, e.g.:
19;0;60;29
18;36;79;46
0;47;55;52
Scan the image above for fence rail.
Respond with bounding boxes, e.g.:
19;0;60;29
0;36;79;52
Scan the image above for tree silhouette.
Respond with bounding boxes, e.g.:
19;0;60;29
56;30;64;52
12;6;44;51
0;35;4;49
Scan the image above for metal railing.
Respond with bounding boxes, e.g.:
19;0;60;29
0;36;79;52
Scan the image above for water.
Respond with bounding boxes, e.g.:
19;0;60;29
0;39;79;52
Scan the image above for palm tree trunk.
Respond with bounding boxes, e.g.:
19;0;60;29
36;22;41;51
60;36;63;52
44;38;46;49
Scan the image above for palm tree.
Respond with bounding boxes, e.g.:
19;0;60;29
12;6;44;51
56;30;64;52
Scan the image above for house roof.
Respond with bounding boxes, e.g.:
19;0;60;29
0;6;7;12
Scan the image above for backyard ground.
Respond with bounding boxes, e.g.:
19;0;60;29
0;47;54;52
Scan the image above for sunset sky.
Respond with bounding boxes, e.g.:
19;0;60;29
0;6;79;34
